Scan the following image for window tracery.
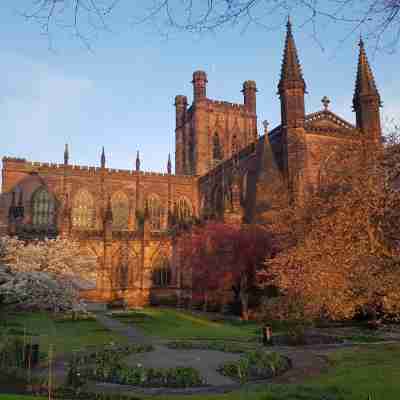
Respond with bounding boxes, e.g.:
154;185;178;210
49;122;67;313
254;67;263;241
176;197;192;222
31;187;55;227
146;195;163;231
152;256;171;287
72;189;95;229
111;191;129;230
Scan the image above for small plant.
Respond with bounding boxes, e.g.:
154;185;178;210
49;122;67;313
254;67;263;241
217;350;291;383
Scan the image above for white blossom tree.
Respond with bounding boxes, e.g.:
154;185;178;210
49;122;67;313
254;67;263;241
0;237;97;312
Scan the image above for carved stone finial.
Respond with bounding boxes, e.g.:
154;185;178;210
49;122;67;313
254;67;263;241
101;146;106;169
321;96;330;111
263;120;269;135
64;143;69;165
167;153;172;174
136;150;141;172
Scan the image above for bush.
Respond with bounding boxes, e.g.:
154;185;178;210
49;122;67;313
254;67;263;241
217;350;291;383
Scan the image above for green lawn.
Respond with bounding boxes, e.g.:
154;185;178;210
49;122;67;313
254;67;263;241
0;396;46;400
0;310;128;357
112;308;261;340
153;344;400;400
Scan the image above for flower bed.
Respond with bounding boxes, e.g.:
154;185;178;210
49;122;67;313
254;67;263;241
217;350;291;383
67;343;206;388
166;340;250;353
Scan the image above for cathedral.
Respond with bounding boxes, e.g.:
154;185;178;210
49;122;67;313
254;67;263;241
0;20;383;306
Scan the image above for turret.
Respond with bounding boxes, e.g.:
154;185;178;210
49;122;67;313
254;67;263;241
352;37;382;143
278;17;306;129
192;70;208;102
174;95;188;175
242;80;257;113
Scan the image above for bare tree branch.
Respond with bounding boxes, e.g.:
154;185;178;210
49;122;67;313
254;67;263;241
17;1;400;49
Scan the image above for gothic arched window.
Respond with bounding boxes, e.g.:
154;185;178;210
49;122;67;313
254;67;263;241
176;197;192;222
112;191;129;230
72;189;95;229
146;195;163;231
31;187;55;227
152;257;171;287
213;133;223;161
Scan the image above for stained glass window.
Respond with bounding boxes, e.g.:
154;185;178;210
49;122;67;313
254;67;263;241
176;197;192;221
146;195;163;231
152;257;171;287
72;189;95;229
112;191;129;230
32;187;55;226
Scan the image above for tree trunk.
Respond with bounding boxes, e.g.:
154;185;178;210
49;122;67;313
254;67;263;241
240;291;249;320
203;292;208;312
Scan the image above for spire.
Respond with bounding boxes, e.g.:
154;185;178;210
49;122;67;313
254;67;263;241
136;150;141;172
167;153;172;174
278;16;306;93
353;36;381;110
101;146;106;168
64;143;69;165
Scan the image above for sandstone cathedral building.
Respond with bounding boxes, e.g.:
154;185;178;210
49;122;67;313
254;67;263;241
0;20;383;306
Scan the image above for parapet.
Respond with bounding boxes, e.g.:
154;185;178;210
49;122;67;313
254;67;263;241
2;156;197;183
208;99;248;113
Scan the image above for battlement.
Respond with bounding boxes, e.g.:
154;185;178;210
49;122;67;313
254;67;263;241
2;157;27;163
208;99;248;113
2;157;197;182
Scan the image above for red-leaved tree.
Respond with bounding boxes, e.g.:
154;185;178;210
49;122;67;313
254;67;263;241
180;222;274;320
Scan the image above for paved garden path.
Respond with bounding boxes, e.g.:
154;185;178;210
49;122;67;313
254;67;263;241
94;312;240;386
94;312;150;345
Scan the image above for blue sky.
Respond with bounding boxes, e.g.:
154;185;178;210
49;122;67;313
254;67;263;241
0;3;398;175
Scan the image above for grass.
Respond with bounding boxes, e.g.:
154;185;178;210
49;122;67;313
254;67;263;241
151;344;400;400
111;308;260;340
0;310;128;357
0;396;45;400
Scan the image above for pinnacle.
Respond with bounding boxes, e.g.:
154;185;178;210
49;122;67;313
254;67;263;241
353;37;381;108
278;17;306;92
